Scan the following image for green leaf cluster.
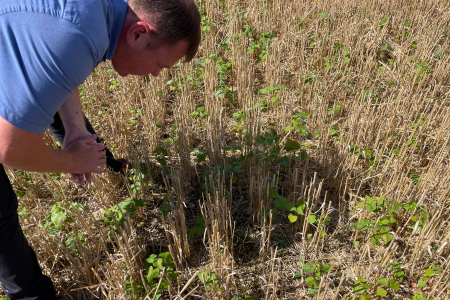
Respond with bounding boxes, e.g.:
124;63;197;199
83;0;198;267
247;31;276;61
198;270;221;291
297;261;331;295
42;202;86;256
353;196;428;245
418;265;442;289
188;217;206;242
101;198;147;235
126;252;178;299
352;277;371;296
189;106;209;119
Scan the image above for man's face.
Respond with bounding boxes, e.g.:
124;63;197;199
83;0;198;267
112;39;189;77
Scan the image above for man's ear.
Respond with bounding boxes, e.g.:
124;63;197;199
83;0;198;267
126;21;154;47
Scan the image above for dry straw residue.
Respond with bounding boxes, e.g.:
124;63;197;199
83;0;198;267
3;0;450;299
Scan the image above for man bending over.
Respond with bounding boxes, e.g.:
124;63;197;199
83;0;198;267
0;0;200;298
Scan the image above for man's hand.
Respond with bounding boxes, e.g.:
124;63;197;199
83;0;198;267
0;116;104;175
63;129;105;185
57;88;105;185
64;134;106;184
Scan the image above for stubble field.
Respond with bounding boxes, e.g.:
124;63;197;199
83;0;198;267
2;0;450;299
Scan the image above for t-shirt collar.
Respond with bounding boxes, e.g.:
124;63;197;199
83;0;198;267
104;0;128;61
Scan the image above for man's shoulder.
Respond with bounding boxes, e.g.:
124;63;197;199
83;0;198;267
0;0;118;133
0;0;112;54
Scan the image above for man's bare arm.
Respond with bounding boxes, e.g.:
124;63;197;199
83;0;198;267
58;88;104;184
0;115;105;174
58;88;86;134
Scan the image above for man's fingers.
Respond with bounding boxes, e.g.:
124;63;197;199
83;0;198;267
82;134;98;144
92;143;105;151
71;173;85;186
85;173;92;183
94;152;106;163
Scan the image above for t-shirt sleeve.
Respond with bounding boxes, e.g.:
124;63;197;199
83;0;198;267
0;11;98;134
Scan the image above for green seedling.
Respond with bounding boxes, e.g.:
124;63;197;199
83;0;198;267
126;252;178;299
189;106;209;119
42;202;85;256
351;277;371;298
417;265;442;289
188;217;206;242
231;296;253;300
295;261;331;295
198;271;221;292
412;293;433;300
101;198;147;236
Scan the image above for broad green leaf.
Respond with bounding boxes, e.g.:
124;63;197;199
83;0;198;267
225;165;233;173
308;215;317;224
159;252;173;265
363;149;372;157
197;154;206;163
321;264;331;273
51;211;65;228
277;156;290;168
269;188;279;198
366;200;377;213
394;270;405;281
354;219;369;231
382;233;393;243
154;258;164;270
283;201;295;210
293;111;309;119
284;138;301;151
353;283;366;294
376;197;385;206
328;105;341;115
376;287;387;296
424;268;435;277
160;280;169;289
305;276;319;288
380;226;390;234
329;125;339;136
146;266;160;282
389;280;400;290
301;150;308;159
288;214;298;223
380;44;393;51
146;254;157;264
296;200;306;209
303;263;315;273
432;265;442;273
376;278;388;285
198;271;208;281
318;11;330;19
370;234;381;246
389;216;398;223
274;197;288;209
418;277;427;288
314;129;320;137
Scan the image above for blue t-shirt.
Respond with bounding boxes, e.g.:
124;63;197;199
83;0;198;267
0;0;128;134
